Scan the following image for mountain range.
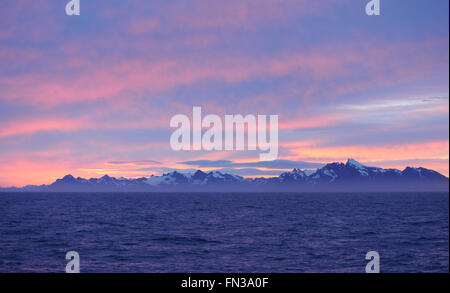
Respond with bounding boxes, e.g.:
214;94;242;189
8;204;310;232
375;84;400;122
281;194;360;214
1;159;448;192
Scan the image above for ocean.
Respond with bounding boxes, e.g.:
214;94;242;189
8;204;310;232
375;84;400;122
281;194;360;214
0;192;448;273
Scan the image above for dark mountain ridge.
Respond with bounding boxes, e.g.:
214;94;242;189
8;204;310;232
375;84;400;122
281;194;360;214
1;159;448;192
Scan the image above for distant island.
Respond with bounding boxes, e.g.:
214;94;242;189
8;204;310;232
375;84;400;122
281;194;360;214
1;159;448;192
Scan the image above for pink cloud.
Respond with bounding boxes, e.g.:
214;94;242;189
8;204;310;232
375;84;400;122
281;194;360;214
0;119;86;138
129;19;160;34
1;38;445;108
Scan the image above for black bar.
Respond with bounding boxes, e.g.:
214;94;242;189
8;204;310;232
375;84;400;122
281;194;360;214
0;273;448;291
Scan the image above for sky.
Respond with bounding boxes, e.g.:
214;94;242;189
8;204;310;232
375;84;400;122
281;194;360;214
0;0;448;187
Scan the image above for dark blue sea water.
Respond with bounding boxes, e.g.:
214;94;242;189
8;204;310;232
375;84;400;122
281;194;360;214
0;192;448;273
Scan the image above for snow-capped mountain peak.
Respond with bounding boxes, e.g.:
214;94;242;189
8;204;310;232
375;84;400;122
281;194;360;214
346;158;366;169
279;168;307;182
